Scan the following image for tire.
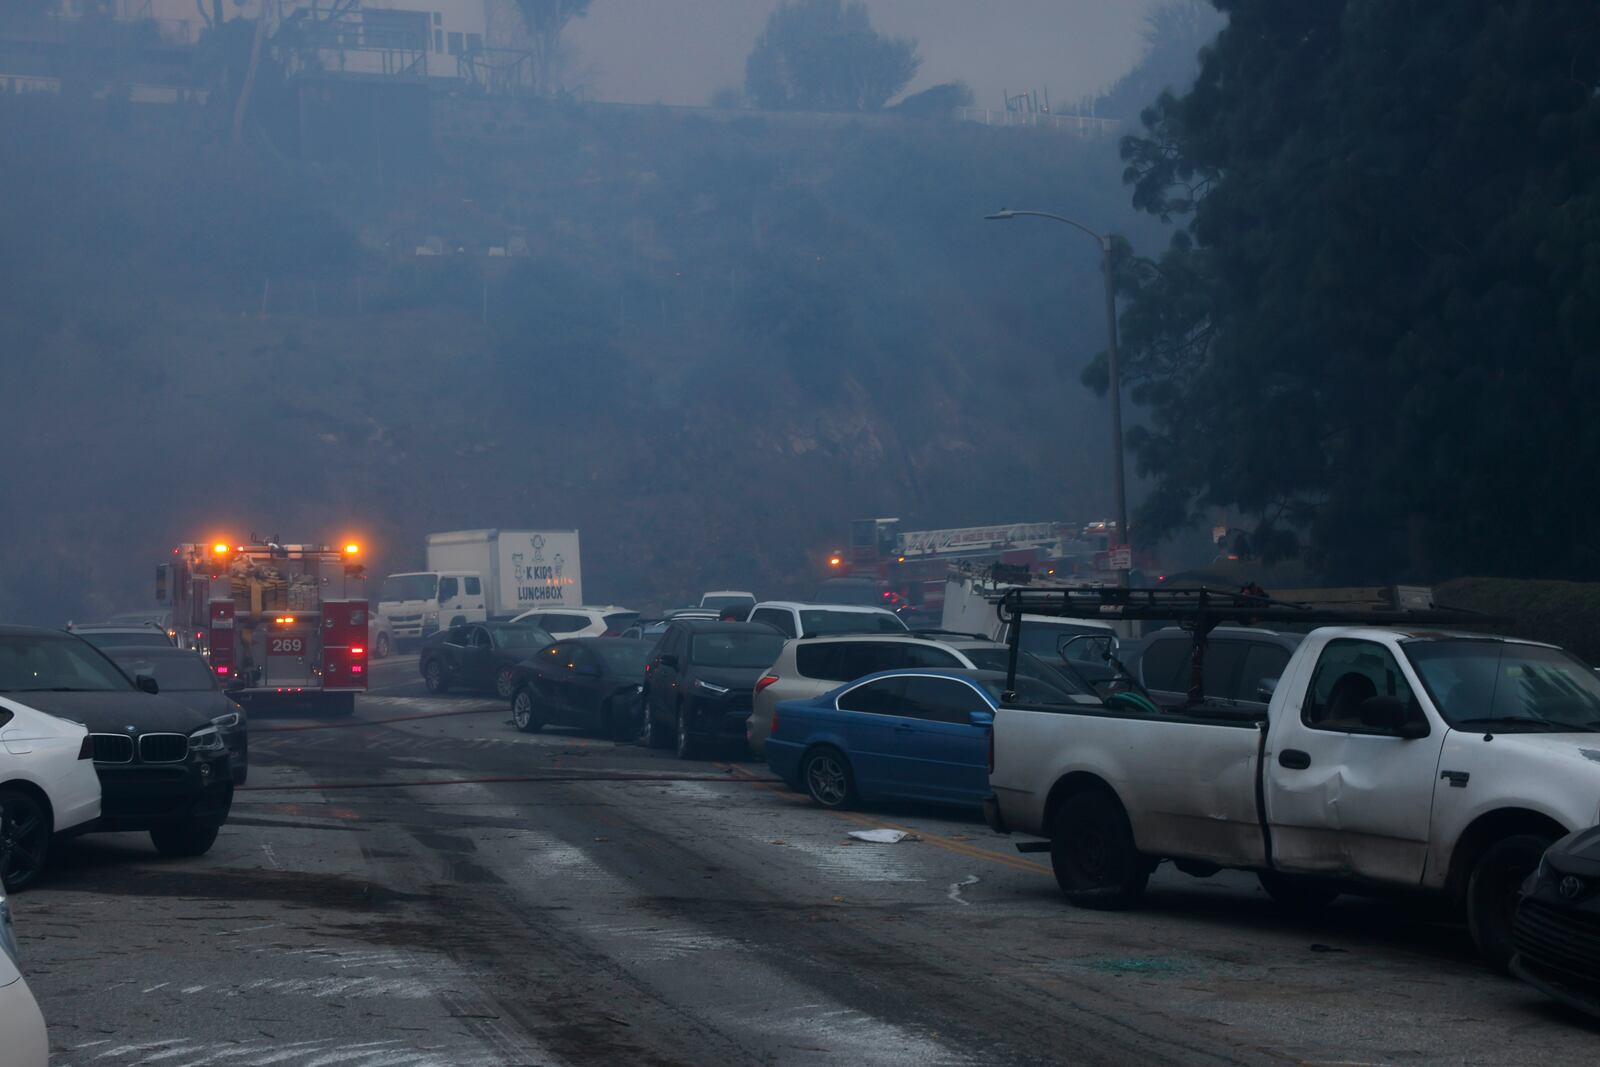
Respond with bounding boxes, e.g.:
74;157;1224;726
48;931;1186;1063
0;788;51;892
423;658;449;694
150;822;220;858
1259;871;1342;912
642;707;671;749
511;687;543;733
374;632;390;659
1467;833;1554;970
800;747;857;810
675;708;698;760
1049;790;1150;909
494;666;516;701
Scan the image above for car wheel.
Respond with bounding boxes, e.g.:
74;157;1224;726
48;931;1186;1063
150;822;220;858
1468;833;1554;970
1049;790;1150;910
675;707;698;760
0;788;51;892
800;747;856;810
423;658;448;694
374;632;390;659
511;687;543;733
495;667;516;700
1258;871;1341;912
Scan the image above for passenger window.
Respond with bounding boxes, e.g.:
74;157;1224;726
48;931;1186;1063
1203;641;1249;700
445;626;468;646
439;577;460;600
1238;644;1291;703
837;642;901;679
901;677;986;724
1139;636;1192;692
795;644;846;681
1304;639;1417;732
464;577;482;596
901;644;962;669
471;628;492;650
837;678;906;715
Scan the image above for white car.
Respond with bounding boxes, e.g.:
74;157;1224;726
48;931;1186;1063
0;888;47;1067
699;590;757;617
509;606;640;639
0;697;103;891
746;601;908;640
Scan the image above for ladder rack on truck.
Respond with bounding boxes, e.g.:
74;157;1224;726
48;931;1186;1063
997;585;1502;706
157;537;369;715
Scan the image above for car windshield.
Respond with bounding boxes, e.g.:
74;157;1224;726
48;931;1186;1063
962;648;1095;696
379;574;438;603
798;610;907;636
593;642;651;670
77;631;172;648
1404;640;1600;733
691;632;787;669
701;595;753;610
105;651;215;691
0;635;134;692
490;625;553;649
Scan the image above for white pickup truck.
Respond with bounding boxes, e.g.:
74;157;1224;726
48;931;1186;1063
986;589;1600;968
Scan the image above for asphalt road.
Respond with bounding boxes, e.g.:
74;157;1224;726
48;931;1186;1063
15;653;1600;1065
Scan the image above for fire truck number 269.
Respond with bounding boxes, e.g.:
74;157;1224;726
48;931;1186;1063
270;637;306;655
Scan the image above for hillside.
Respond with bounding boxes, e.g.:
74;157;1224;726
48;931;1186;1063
0;92;1154;621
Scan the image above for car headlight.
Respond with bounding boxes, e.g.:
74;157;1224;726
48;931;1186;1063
211;711;241;730
189;726;227;755
694;679;730;695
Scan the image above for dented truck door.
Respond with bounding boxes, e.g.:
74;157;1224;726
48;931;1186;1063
1263;635;1445;883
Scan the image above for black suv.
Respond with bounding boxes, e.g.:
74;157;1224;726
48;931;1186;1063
642;621;787;759
0;626;233;856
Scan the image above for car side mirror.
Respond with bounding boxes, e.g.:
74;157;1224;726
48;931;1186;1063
1060;633;1117;664
1256;677;1280;702
968;709;995;727
658;653;679;670
135;674;160;695
1359;695;1426;737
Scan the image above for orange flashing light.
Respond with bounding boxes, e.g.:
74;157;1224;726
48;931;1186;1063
273;616;296;625
212;542;230;556
828;554;843;567
343;542;361;556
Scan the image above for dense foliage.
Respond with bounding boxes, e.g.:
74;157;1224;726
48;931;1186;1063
1101;0;1600;581
744;0;920;112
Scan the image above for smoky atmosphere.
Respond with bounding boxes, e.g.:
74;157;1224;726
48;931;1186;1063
1;2;1599;1066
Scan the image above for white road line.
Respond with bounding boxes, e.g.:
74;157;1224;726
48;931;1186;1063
947;875;978;905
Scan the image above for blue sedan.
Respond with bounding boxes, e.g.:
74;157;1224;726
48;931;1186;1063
767;668;1074;810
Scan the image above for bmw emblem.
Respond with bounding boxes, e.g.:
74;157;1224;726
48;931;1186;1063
1560;875;1585;900
125;725;137;733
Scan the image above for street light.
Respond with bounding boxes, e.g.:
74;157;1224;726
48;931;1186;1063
986;207;1130;582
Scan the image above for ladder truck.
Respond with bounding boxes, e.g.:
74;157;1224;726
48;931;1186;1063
156;536;370;715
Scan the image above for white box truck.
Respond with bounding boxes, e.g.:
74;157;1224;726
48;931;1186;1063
377;530;583;645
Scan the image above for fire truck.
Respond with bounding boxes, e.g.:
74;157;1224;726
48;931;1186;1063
156;537;370;715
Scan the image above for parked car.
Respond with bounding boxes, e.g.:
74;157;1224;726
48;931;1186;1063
101;646;249;785
642;621;788;758
621;619;669;641
508;638;652;740
0;696;102;890
747;601;909;640
1512;826;1600;1017
509;606;640;639
369;611;396;660
0;626;232;859
699;591;756;618
768;668;1079;810
66;621;176;649
0;887;47;1067
420;622;554;698
1133;626;1303;710
747;634;1092;756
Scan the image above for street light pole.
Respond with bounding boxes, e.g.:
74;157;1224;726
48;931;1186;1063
985;209;1131;583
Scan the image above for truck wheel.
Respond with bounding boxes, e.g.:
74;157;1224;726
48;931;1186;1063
423;658;449;694
374;632;390;659
511;687;543;733
801;746;857;809
494;666;516;700
1467;833;1554;970
150;822;220;858
1258;871;1341;912
0;788;51;892
1050;790;1149;910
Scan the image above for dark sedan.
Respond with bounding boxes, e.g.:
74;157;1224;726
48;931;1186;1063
103;646;249;785
643;621;788;759
419;622;555;698
508;638;652;740
1512;826;1600;1019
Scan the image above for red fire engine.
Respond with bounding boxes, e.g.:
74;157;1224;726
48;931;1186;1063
156;537;369;715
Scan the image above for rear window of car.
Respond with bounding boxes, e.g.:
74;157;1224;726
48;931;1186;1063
542;614;589;634
797;610;907;637
603;612;640;633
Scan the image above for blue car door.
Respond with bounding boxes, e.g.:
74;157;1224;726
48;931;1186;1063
831;677;908;798
888;676;993;803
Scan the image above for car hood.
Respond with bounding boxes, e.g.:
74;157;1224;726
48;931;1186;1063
155;690;239;722
1545;824;1600;880
4;691;211;735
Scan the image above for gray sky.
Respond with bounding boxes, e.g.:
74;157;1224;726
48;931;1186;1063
564;1;1168;109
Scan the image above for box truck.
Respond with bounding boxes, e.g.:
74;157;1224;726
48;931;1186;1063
377;530;582;645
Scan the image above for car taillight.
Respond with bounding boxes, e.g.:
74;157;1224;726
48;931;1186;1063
755;674;779;696
77;735;93;760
